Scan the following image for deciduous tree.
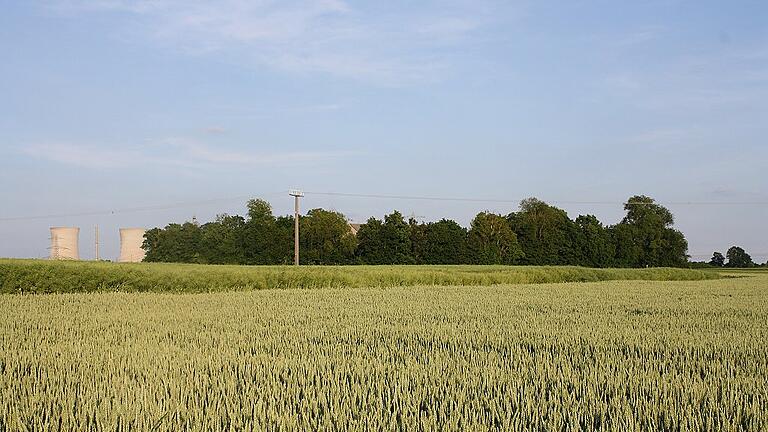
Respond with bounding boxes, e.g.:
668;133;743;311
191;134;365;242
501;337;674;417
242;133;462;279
725;246;754;268
467;212;523;264
709;252;725;267
420;219;468;264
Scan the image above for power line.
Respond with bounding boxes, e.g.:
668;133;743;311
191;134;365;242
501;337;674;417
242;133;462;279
2;189;766;223
689;252;768;257
303;191;768;206
0;193;283;222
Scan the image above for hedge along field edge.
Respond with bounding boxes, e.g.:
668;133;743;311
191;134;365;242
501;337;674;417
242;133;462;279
0;258;719;294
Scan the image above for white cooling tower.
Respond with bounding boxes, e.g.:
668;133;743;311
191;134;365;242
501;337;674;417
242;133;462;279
119;228;146;263
50;227;80;260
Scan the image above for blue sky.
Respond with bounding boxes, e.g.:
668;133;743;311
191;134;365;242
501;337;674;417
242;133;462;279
1;0;766;262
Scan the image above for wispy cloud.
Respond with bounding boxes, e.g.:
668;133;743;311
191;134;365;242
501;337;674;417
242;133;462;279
20;139;353;170
48;0;490;84
608;26;665;47
626;128;699;145
160;137;352;165
599;42;768;114
20;143;137;169
203;126;227;135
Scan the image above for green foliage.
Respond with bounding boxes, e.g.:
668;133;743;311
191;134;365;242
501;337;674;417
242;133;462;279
382;211;414;264
0;259;717;294
613;195;689;267
356;211;414;264
688;261;715;269
241;199;284;265
726;246;754;268
709;251;725;267
508;198;583;266
419;219;468;264
467;212;523;264
1;275;766;430
246;198;273;224
200;214;246;264
300;209;357;265
143;221;203;263
355;217;387;264
140;195;696;268
609;223;643;268
575;215;615;267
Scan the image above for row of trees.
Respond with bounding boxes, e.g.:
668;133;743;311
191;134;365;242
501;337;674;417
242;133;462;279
707;247;763;268
143;195;693;267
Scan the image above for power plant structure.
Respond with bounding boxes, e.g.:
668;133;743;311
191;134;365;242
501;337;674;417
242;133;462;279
119;228;146;263
47;226;146;262
49;227;80;260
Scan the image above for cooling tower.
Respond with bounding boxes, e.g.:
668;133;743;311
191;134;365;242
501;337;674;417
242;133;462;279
119;228;146;263
50;227;80;260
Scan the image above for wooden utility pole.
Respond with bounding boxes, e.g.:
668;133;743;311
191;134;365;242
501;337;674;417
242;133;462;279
289;190;304;265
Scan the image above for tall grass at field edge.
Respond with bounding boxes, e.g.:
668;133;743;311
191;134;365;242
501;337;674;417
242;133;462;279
0;259;719;294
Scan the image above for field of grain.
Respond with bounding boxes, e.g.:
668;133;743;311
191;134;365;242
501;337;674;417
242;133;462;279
0;259;717;294
1;270;766;430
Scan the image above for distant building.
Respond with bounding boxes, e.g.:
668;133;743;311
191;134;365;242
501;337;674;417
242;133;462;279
119;228;146;262
348;223;362;236
50;227;80;260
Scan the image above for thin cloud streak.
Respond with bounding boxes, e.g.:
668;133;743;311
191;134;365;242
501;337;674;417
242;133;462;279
48;0;488;84
20;140;354;170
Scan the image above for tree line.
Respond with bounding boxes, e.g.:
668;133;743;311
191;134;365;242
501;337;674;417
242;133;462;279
697;246;765;269
141;195;713;268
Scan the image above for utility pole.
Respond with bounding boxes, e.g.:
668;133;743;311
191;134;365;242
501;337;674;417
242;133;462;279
94;225;100;261
289;189;304;266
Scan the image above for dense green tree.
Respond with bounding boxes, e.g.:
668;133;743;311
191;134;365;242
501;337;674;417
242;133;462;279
609;223;643;268
420;219;468;264
300;209;356;264
356;218;387;264
709;252;725;267
356;211;414;264
142;227;163;262
142;221;202;263
656;229;689;267
140;196;697;268
574;215;614;268
272;215;295;264
725;246;754;268
240;199;287;264
381;211;414;264
621;195;674;227
247;199;273;224
613;195;688;267
507;198;583;266
408;217;428;264
467;212;523;264
199;214;246;264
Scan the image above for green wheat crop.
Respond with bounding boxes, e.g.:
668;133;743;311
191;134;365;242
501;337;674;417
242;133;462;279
0;258;717;294
1;273;766;430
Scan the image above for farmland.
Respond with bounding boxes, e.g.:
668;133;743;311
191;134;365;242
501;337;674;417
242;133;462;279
0;259;717;294
1;265;766;430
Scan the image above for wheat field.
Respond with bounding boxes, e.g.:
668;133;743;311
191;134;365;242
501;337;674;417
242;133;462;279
0;259;716;294
1;271;766;430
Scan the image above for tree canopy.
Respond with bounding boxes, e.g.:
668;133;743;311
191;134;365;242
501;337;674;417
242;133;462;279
725;246;754;268
709;252;725;267
611;196;688;267
143;195;695;268
467;212;523;264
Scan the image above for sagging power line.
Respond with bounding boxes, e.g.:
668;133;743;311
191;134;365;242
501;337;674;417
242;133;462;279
303;191;768;207
1;189;766;223
0;192;284;222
